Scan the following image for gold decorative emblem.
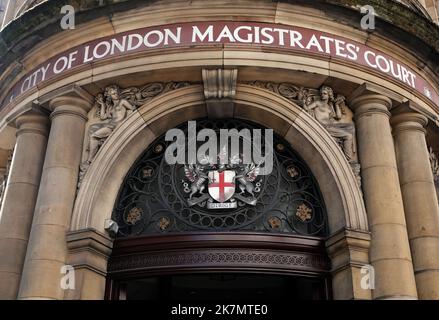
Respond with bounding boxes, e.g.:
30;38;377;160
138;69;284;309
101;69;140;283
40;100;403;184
142;166;154;178
158;216;171;230
296;203;312;222
154;144;164;153
126;207;143;225
268;216;282;229
286;165;299;178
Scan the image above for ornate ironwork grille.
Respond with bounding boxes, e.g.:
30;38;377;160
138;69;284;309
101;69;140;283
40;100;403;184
113;119;327;237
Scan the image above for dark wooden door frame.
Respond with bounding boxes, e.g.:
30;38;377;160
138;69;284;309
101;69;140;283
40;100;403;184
105;232;331;299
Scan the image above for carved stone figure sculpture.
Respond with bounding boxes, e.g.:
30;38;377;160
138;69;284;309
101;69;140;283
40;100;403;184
77;82;192;188
245;81;361;188
85;85;136;165
429;147;439;181
429;147;439;202
304;86;355;161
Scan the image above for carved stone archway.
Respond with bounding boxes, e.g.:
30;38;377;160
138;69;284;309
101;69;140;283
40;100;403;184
72;84;366;233
68;83;370;300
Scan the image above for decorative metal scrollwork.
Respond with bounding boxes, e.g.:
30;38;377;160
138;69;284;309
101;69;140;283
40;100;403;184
113;119;327;237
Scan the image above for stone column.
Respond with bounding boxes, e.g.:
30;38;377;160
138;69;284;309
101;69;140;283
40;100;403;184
18;97;90;300
0;112;49;299
350;94;417;299
392;112;439;299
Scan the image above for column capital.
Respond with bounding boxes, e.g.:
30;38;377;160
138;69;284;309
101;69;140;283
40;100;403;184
49;96;91;121
391;112;428;135
15;111;49;138
350;94;392;119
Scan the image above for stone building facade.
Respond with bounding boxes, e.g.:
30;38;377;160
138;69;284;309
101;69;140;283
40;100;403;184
0;0;439;300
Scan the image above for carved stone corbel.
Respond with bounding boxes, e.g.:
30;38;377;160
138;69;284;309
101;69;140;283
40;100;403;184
202;68;238;118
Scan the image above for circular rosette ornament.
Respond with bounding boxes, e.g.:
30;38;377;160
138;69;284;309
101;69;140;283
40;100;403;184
117;203;151;236
286;197;325;236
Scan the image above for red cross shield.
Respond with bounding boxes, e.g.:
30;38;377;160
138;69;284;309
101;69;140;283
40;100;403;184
208;170;236;203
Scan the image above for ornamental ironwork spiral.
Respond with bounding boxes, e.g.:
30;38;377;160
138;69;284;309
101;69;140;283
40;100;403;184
113;119;327;237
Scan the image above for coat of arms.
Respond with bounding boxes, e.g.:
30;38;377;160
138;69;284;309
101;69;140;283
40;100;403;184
208;170;236;203
182;153;261;209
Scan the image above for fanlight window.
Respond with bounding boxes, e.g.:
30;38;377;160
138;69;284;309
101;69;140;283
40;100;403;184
113;119;327;237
